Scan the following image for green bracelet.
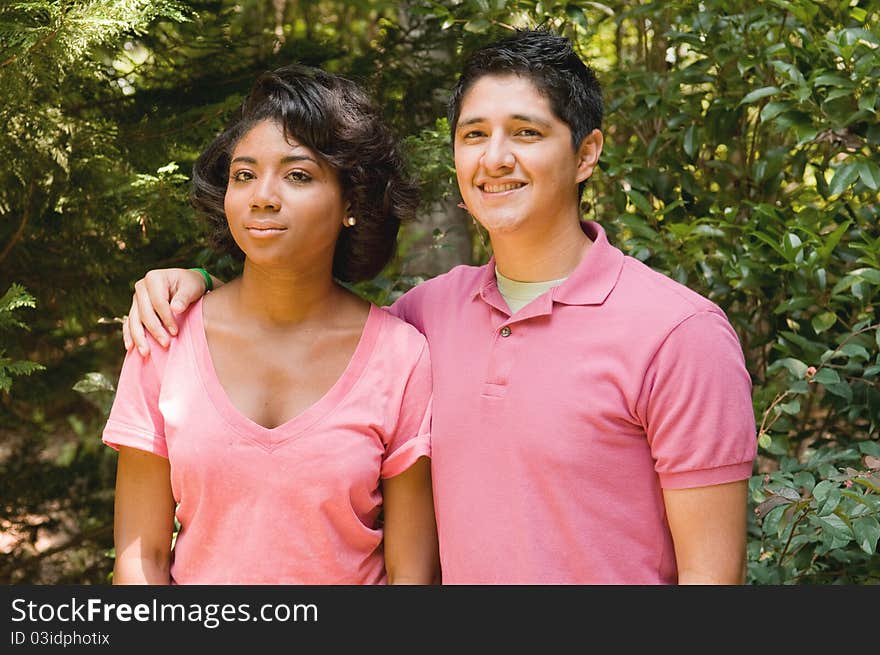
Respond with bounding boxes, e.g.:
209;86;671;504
189;267;213;292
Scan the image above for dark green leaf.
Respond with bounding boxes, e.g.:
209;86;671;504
839;344;871;360
858;160;880;190
739;86;780;105
828;163;860;197
627;189;653;215
811;312;836;334
760;101;791;122
817;220;852;260
767;357;808;379
463;17;490;33
813;73;854;88
852;517;880;554
852;268;880;285
814;368;841;385
779;400;801;415
683;124;698;159
826;381;853;402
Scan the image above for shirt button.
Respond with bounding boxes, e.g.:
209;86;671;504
500;326;512;337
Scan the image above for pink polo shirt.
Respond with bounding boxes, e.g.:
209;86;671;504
103;300;432;584
389;220;756;584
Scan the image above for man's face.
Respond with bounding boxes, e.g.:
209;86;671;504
453;74;598;238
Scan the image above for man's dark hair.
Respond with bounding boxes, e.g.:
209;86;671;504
448;28;604;198
191;63;418;283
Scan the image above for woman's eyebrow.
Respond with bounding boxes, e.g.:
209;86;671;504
230;154;318;165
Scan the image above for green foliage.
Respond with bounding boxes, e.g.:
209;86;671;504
749;442;880;584
2;0;877;584
0;283;44;392
403;118;456;207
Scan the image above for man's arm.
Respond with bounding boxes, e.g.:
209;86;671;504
112;446;176;584
663;479;748;584
122;268;222;355
640;309;756;585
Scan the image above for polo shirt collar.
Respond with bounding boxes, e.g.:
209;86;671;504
473;220;624;308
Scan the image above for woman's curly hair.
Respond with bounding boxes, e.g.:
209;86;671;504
191;64;419;283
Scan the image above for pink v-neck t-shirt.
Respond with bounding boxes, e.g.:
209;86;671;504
103;300;432;584
389;220;756;584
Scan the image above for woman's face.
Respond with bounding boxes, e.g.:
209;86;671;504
224;119;347;270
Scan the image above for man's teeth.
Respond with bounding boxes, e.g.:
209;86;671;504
482;182;523;193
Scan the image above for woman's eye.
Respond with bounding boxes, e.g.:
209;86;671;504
231;170;254;182
517;129;540;137
286;170;312;182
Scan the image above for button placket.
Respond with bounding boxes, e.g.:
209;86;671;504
483;323;516;398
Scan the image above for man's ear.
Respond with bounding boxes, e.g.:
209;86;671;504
575;129;604;184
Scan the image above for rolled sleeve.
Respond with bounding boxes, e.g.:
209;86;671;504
380;340;433;479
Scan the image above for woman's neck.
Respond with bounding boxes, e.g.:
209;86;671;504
227;260;347;328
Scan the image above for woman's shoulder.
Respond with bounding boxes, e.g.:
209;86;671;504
170;296;205;341
141;296;204;371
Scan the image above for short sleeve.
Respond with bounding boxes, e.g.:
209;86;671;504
386;284;426;333
380;338;433;479
639;309;757;489
102;346;169;459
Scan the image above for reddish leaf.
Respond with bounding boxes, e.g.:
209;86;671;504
755;494;792;518
863;455;880;470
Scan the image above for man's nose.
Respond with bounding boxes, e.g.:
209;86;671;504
480;134;516;171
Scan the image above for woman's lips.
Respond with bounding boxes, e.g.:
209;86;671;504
245;224;287;237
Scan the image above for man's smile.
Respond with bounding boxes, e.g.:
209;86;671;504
479;181;526;194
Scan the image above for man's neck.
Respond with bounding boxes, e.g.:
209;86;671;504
490;218;592;282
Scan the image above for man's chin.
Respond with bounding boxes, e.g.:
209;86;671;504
472;214;526;236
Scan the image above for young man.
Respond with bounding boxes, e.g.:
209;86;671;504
122;29;757;584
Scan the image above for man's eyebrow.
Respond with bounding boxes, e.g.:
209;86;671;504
511;114;552;127
456;114;552;129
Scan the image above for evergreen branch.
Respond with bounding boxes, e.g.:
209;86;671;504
0;283;37;317
0;25;57;68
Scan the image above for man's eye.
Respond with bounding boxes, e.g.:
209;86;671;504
517;129;540;137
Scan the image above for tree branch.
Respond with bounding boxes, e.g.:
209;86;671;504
0;181;36;266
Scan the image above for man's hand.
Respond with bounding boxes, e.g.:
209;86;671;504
122;268;215;355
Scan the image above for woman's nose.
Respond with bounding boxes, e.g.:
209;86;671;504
250;178;281;210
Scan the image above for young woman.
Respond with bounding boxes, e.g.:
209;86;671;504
103;64;439;584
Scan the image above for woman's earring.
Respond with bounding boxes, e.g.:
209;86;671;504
343;216;357;227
